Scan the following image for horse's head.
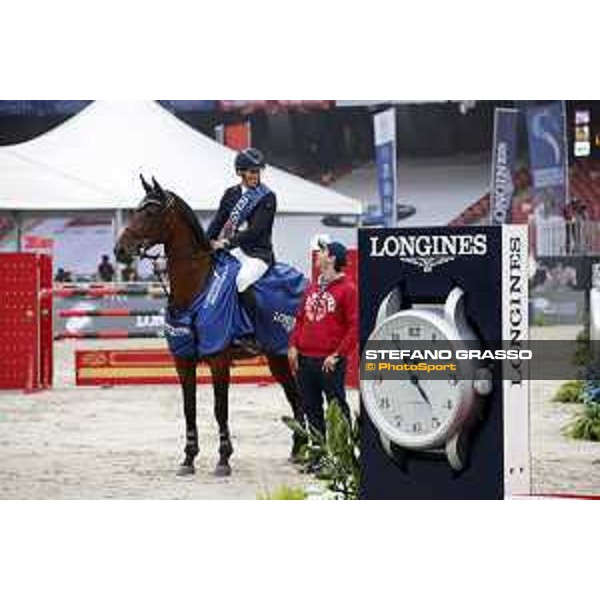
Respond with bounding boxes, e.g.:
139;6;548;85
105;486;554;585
114;175;176;264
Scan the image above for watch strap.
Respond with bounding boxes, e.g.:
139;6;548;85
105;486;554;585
384;438;450;470
376;275;460;327
396;273;457;307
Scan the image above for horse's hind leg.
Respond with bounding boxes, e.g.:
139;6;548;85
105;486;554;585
175;357;199;476
266;354;305;462
209;355;233;477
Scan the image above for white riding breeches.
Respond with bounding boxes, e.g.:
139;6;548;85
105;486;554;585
230;247;269;292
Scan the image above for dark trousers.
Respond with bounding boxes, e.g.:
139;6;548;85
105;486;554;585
296;355;351;436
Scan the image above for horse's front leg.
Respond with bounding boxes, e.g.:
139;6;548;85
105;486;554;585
209;355;233;477
175;357;199;476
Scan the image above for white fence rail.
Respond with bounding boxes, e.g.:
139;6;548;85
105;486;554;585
534;218;600;256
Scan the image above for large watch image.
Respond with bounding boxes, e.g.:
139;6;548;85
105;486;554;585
361;285;493;472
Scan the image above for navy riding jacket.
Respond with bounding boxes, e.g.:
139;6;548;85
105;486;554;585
207;185;277;264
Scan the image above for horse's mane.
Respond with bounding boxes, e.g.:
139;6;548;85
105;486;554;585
167;191;211;251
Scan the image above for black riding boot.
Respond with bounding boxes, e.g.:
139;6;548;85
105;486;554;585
240;287;258;323
232;287;261;355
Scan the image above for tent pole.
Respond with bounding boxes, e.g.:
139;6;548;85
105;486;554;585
14;211;22;252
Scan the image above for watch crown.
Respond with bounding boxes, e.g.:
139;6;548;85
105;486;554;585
473;367;493;396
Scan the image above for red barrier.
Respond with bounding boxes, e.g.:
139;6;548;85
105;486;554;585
55;330;164;340
76;349;272;386
39;255;53;388
52;286;166;298
0;253;53;390
59;308;164;318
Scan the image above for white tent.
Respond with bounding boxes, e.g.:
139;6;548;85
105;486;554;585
0;100;361;215
0;151;113;207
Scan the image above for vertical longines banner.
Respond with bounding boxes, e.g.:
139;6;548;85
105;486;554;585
526;101;569;216
490;108;519;225
373;108;397;227
358;225;530;499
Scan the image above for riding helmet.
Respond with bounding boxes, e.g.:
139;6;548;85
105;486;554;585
235;148;266;172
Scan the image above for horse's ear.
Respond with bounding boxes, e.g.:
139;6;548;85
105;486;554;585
140;174;153;194
152;177;167;201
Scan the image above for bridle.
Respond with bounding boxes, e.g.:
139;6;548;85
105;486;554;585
132;191;212;298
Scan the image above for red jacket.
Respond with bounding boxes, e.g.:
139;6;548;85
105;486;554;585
289;273;358;358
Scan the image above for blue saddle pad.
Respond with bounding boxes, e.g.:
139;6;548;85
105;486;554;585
165;251;308;359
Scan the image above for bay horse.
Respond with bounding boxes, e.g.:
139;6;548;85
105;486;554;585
114;176;304;477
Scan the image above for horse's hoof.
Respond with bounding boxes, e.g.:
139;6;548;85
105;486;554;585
177;464;195;477
214;463;232;477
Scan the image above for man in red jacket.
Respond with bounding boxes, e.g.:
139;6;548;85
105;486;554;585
288;240;357;436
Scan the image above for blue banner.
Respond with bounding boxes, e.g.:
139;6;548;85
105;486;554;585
490;108;519;225
0;100;217;116
373;108;397;227
158;100;217;112
0;101;90;116
526;102;568;193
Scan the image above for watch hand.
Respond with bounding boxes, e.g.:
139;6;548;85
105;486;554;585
409;375;431;406
391;340;432;406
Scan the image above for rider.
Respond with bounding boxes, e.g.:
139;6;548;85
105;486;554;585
207;147;276;322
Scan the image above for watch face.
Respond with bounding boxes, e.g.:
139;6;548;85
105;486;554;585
362;310;469;450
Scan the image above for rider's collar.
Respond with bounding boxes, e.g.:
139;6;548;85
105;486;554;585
239;183;261;194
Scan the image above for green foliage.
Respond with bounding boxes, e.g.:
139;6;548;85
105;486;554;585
257;485;308;500
552;380;585;404
283;401;360;500
532;314;547;327
565;403;600;441
573;328;592;367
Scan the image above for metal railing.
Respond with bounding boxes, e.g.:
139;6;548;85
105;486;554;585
534;218;600;256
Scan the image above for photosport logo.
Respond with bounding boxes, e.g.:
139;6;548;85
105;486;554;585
369;233;488;272
360;344;534;381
